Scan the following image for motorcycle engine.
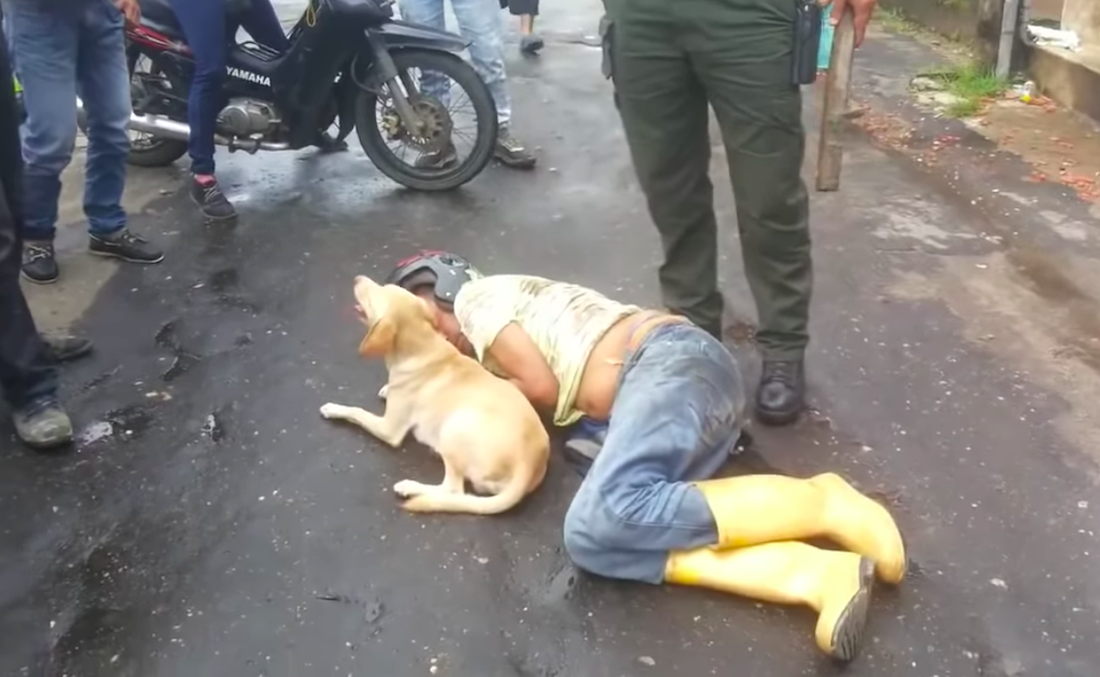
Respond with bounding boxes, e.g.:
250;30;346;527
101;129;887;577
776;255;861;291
215;98;279;138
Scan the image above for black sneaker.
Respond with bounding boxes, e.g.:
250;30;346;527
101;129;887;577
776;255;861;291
88;229;165;264
21;241;59;284
520;34;544;55
190;177;237;220
494;127;537;169
415;143;459;170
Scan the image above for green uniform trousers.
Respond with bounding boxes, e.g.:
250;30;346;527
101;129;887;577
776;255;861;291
602;0;812;359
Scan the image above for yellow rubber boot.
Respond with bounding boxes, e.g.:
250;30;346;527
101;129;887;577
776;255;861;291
693;473;907;584
664;542;876;661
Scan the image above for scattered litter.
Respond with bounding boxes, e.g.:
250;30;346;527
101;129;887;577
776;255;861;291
910;76;944;92
916;91;966;111
145;390;172;402
990;578;1008;590
1079;500;1089;509
1012;81;1036;103
638;656;656;667
1027;25;1080;52
78;420;115;445
202;413;224;442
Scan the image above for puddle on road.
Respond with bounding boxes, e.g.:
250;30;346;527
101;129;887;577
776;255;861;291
79;405;155;446
208;268;240;291
105;405;154;441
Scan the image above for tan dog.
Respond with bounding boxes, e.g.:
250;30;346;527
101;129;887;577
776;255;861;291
320;276;550;514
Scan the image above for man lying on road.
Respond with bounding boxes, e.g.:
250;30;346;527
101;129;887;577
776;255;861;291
386;251;907;661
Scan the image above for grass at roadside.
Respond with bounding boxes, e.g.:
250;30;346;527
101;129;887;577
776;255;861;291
875;7;919;35
871;4;1012;118
924;63;1011;117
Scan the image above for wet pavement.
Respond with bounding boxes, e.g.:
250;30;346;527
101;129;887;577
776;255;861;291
4;4;1100;676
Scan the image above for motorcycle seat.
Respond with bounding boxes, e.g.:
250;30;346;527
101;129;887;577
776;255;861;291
324;0;393;22
137;0;185;40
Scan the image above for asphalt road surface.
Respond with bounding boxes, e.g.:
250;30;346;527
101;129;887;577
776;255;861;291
3;2;1100;676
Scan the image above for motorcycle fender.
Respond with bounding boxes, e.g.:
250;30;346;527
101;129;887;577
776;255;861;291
369;21;469;53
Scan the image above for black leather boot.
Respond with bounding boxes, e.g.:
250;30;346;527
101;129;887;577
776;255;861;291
755;359;805;426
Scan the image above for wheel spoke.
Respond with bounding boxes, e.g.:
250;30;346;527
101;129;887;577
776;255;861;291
358;54;494;187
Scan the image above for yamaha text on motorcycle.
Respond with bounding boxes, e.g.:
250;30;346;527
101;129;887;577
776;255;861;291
78;0;498;191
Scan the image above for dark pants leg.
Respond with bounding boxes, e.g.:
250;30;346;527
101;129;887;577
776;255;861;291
167;0;288;175
0;25;57;410
608;0;812;357
235;0;290;51
167;0;228;176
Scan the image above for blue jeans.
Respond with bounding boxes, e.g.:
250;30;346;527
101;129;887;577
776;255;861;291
4;0;131;240
398;0;511;126
167;0;289;175
563;323;746;584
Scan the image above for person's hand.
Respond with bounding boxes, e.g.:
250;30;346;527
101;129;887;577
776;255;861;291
113;0;141;25
830;0;877;48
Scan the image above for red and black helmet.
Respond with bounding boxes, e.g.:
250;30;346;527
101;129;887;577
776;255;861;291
385;250;483;306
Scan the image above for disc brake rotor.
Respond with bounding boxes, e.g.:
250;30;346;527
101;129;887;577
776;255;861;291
381;95;453;154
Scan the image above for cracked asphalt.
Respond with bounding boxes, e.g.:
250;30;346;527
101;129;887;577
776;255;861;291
2;3;1100;676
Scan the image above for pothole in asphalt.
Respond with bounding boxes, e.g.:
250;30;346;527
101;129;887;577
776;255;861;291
105;405;154;441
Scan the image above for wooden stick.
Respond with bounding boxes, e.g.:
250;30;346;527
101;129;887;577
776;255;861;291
815;7;857;192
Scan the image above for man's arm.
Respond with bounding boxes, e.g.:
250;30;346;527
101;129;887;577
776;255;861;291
829;0;877;47
483;323;559;413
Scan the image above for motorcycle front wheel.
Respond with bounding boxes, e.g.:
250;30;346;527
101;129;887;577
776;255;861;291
355;49;497;192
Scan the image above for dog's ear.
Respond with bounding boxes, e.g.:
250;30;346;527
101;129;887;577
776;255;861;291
359;318;395;357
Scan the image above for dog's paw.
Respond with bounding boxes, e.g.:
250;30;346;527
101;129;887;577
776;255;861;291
319;403;344;420
377;384;389;400
393;479;424;499
400;495;432;513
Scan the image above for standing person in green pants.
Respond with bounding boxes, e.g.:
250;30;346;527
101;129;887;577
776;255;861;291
600;0;877;425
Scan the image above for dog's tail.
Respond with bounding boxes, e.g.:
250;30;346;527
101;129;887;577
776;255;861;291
401;471;530;515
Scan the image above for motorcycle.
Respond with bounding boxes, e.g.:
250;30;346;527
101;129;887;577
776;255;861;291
77;0;498;191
